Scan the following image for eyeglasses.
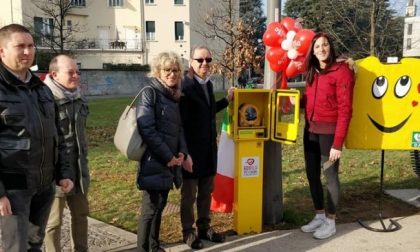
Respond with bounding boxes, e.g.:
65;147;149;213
67;70;81;76
194;58;212;64
162;68;180;75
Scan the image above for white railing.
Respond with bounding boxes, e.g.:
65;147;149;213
75;39;143;51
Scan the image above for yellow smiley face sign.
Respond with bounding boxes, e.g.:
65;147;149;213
346;56;420;150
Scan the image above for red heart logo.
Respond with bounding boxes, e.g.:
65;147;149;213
413;100;419;107
247;159;255;165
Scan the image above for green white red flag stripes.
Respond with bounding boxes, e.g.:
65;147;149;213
210;110;234;213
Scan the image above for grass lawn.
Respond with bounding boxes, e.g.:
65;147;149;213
86;92;420;243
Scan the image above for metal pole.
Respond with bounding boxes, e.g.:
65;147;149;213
10;0;14;23
263;0;283;225
140;0;147;65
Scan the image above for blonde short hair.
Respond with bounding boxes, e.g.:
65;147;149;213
150;51;183;80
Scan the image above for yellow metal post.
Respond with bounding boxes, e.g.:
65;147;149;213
233;140;264;234
228;89;271;234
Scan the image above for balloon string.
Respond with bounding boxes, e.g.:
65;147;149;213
281;72;288;89
274;71;288;89
275;72;290;113
275;74;282;89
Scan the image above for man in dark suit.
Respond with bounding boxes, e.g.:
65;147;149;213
180;46;233;249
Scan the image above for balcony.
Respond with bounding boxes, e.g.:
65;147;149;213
75;38;143;51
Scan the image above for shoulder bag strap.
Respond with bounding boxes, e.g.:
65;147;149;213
125;86;156;117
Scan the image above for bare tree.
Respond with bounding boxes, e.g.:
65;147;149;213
27;0;87;53
192;0;264;86
285;0;403;60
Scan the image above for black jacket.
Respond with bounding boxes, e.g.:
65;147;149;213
0;63;73;197
136;78;187;190
44;75;90;195
180;76;228;179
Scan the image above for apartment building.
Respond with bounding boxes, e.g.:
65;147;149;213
404;0;420;57
0;0;242;69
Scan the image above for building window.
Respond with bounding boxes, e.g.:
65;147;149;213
146;21;155;41
407;38;412;50
34;16;54;46
67;20;72;32
408;0;414;6
174;0;183;4
145;0;154;4
109;0;123;7
407;23;413;35
71;0;86;6
175;22;184;41
239;0;250;15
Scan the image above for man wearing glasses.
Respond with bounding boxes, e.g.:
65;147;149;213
43;54;90;252
180;46;233;249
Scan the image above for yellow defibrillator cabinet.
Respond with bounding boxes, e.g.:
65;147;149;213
227;88;300;234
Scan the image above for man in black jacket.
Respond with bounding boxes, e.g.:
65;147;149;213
44;54;89;252
180;46;233;249
0;24;74;252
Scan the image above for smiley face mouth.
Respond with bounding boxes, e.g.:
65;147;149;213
367;114;412;133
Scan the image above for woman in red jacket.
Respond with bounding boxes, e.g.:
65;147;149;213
300;32;355;239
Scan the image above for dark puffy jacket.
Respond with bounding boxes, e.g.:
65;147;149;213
136;78;188;191
44;75;89;195
0;64;73;198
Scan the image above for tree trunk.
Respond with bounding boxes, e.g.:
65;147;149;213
370;0;376;56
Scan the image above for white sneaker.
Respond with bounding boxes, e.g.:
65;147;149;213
313;219;336;239
301;217;325;233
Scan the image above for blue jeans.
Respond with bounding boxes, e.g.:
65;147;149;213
0;183;55;252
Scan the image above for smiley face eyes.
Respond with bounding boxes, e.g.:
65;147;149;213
394;75;411;98
372;76;388;99
372;75;411;99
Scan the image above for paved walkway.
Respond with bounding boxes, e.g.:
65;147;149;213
54;189;420;251
50;210;137;252
56;213;420;252
164;215;420;252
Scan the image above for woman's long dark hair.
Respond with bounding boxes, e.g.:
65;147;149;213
304;32;337;84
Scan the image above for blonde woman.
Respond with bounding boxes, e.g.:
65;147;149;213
136;52;188;252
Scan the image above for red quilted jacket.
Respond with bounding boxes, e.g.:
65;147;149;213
302;62;355;149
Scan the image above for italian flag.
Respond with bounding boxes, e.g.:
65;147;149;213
211;110;234;213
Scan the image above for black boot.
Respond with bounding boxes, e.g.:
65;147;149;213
198;227;225;243
183;232;204;249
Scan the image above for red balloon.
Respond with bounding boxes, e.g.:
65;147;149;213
263;22;287;47
293;29;315;55
269;55;290;72
280;17;302;32
285;56;306;78
270;62;283;72
266;47;286;64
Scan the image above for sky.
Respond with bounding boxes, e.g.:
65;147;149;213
262;0;410;17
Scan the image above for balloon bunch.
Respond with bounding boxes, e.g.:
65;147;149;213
263;17;315;87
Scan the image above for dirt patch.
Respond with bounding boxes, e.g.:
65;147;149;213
338;190;420;223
